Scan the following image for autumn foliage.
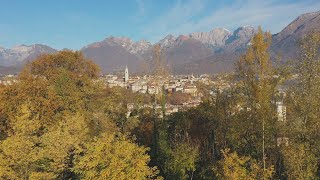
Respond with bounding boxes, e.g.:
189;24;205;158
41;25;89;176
0;51;160;179
0;30;320;179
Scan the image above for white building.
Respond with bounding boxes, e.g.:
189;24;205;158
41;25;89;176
276;101;286;121
277;137;289;147
130;80;148;93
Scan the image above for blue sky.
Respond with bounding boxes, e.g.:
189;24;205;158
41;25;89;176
0;0;319;50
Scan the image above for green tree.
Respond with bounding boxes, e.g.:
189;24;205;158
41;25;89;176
165;143;199;180
282;143;317;179
284;32;320;179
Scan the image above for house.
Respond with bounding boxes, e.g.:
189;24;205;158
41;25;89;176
183;85;197;96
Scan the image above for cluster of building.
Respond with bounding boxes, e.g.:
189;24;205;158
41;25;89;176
0;74;17;85
111;67;289;147
104;66;214;96
1;67;289;146
1;68;288;134
275;89;289;147
102;66;228;116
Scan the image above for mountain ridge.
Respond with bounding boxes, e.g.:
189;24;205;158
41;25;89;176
0;44;57;67
1;11;319;75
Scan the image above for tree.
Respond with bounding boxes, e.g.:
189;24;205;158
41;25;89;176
73;132;161;180
101;86;152;133
165;143;199;180
151;44;170;78
282;143;317;179
0;51;101;136
167;92;192;105
288;32;320;150
22;50;99;80
0;107;90;179
284;32;320;179
133;107;156;147
235;27;279;173
215;149;274;180
0;50;158;179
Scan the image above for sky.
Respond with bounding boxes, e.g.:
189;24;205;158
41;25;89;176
0;0;320;50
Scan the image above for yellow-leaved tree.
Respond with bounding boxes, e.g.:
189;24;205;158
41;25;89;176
0;51;161;179
73;132;161;180
235;27;280;175
284;32;320;179
214;149;274;180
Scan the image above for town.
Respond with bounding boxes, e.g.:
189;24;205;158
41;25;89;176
0;66;232;116
104;66;235;116
1;65;287;132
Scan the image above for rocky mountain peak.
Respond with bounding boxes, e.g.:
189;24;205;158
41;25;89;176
294;11;320;22
102;36;151;55
1;11;319;75
271;11;320;60
177;35;189;41
189;28;232;46
132;39;152;54
274;11;320;39
11;44;33;52
138;39;151;44
0;44;56;67
234;26;255;38
105;36;133;47
225;26;255;46
158;34;176;48
164;34;175;39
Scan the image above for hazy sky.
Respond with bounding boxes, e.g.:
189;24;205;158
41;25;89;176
0;0;319;50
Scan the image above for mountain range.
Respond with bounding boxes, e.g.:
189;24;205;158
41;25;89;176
0;11;319;75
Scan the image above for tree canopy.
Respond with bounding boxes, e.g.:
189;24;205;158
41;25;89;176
0;50;160;179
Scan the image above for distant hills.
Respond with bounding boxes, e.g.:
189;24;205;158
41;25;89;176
0;44;56;75
80;25;256;74
0;11;319;75
0;44;56;66
271;11;320;60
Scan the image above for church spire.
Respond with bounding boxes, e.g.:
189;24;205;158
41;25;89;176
124;65;129;83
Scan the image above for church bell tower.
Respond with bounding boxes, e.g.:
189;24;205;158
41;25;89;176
124;65;129;83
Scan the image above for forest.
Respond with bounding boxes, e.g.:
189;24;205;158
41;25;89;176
0;28;319;179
